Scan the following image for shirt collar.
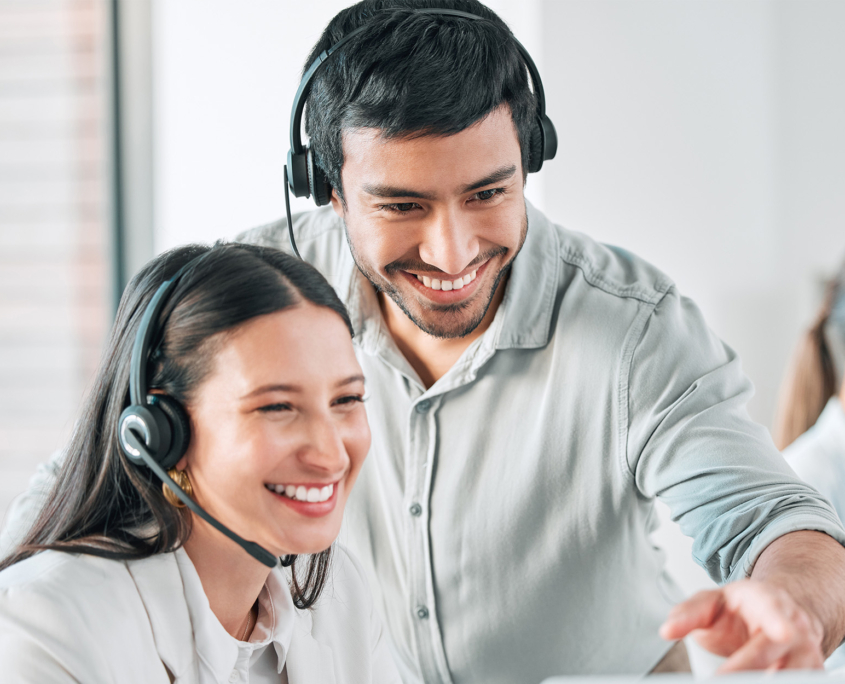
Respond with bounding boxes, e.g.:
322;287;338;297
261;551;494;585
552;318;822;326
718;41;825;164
175;549;296;679
348;200;560;388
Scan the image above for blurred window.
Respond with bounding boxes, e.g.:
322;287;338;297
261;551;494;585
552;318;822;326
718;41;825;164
0;0;109;521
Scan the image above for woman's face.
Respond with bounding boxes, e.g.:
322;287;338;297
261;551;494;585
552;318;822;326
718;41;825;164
181;303;370;558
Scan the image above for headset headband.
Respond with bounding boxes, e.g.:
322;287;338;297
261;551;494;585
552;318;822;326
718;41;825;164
128;257;198;406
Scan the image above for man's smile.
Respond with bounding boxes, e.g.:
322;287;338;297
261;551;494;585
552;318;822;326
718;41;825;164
413;269;477;291
398;259;495;303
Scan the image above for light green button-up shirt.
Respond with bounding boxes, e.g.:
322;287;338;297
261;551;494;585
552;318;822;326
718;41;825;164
239;202;845;684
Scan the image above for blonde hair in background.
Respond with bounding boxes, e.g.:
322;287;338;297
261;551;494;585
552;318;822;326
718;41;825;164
773;261;845;450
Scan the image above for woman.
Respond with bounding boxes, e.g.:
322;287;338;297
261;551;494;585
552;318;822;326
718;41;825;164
0;243;400;683
774;258;845;520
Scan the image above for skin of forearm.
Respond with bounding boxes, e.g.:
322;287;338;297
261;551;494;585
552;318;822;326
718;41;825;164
751;530;845;656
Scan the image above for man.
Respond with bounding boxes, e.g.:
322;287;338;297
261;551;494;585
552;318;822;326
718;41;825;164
6;1;845;682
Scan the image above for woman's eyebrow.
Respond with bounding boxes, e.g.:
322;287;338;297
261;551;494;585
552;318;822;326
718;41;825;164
336;374;366;388
241;375;364;399
240;384;300;399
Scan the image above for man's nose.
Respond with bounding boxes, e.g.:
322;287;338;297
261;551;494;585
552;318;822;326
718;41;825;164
418;208;479;275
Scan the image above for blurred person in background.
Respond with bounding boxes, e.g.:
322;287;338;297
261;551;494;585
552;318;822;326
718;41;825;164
0;244;400;684
776;258;845;505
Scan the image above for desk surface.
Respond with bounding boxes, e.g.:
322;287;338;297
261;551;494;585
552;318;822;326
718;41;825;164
541;672;845;683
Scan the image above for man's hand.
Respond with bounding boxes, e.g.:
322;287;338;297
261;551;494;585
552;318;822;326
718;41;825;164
660;580;825;672
660;530;845;673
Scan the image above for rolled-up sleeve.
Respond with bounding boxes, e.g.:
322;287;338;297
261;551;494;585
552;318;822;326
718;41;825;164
625;286;845;583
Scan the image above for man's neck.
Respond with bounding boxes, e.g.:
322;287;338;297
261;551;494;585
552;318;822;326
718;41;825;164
378;276;507;389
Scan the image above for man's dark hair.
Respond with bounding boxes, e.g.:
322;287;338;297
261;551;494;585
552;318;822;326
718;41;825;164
303;0;537;201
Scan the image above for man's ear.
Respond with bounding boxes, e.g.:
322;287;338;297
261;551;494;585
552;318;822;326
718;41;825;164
329;187;344;217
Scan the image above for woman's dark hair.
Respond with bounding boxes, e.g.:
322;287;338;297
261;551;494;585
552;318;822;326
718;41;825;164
774;258;845;450
304;0;536;201
0;243;353;609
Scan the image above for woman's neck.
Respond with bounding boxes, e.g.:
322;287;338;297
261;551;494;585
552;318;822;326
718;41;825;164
182;519;272;639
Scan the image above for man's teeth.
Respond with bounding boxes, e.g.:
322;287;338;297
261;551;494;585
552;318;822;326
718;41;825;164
416;269;477;291
265;483;334;503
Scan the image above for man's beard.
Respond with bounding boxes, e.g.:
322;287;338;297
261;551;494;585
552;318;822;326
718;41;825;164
343;212;528;339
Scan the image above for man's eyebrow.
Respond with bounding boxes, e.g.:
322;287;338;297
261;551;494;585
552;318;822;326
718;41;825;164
361;164;517;200
240;375;365;400
362;184;436;200
461;164;518;193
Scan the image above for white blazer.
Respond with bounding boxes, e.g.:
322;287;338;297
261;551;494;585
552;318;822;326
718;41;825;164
0;546;400;684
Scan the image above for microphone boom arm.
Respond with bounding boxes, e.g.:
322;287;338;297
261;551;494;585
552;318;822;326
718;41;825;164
129;427;279;568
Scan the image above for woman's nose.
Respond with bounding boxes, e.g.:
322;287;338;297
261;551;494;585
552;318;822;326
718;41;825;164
297;416;349;474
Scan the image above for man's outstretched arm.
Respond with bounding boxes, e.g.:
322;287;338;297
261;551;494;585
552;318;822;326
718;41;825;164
661;530;845;671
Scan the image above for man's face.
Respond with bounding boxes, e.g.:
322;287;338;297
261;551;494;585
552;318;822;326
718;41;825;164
331;105;527;339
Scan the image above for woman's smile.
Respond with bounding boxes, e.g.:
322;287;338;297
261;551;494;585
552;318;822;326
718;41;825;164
264;480;341;518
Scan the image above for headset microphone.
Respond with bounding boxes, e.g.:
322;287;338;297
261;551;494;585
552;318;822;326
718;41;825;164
118;254;278;569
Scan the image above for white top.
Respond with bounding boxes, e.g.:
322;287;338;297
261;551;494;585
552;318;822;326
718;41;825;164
0;545;401;684
175;549;294;684
784;396;845;524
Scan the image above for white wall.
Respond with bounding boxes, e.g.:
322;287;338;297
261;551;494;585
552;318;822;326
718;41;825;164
153;0;351;248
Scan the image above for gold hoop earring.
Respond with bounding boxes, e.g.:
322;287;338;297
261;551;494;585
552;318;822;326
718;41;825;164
162;468;193;508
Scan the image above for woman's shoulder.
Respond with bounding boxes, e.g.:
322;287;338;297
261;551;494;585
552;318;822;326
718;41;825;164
0;549;154;638
0;548;132;597
0;550;181;683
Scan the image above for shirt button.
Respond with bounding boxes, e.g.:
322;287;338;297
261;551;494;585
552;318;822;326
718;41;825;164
409;503;422;517
229;672;239;683
415;399;432;414
416;605;430;620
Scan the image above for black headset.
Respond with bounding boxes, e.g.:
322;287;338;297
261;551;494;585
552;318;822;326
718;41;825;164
117;254;278;568
283;7;558;256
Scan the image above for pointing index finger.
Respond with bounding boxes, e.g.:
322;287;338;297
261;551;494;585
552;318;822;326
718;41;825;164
660;589;725;640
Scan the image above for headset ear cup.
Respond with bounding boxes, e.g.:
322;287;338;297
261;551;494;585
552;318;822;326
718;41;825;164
119;405;163;466
306;147;332;207
539;114;557;165
148;395;190;469
527;116;545;174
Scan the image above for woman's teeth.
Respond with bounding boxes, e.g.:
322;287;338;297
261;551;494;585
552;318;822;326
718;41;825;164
265;483;334;503
415;269;477;291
